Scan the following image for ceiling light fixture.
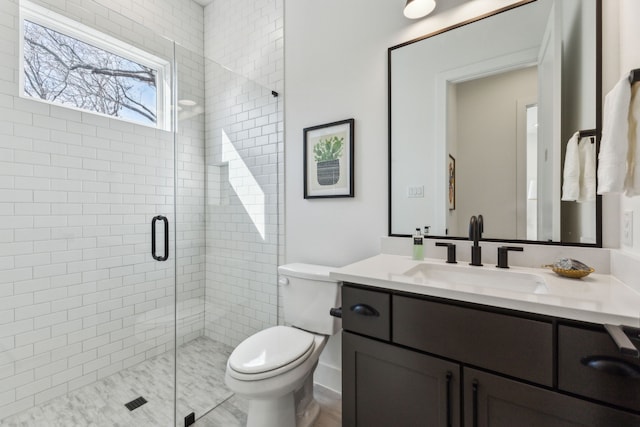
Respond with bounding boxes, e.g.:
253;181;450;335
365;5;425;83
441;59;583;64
403;0;436;19
178;99;197;107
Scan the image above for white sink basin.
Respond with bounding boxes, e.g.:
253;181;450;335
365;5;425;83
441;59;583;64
402;263;548;294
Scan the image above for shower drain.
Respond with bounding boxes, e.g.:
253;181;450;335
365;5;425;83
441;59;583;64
124;396;148;411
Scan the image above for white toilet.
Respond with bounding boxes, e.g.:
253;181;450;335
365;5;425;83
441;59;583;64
224;263;341;427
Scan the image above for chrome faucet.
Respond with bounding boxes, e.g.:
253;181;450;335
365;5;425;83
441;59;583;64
469;214;483;266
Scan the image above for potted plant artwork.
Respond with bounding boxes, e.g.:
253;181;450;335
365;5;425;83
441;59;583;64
303;118;354;199
313;136;344;185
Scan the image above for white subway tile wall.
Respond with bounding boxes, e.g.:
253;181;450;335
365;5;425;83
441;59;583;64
0;0;285;420
0;0;206;419
204;0;284;93
203;68;279;346
202;0;284;347
175;44;207;346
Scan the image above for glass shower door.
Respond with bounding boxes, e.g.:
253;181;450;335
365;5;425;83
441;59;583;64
1;0;283;424
0;1;177;425
173;50;282;425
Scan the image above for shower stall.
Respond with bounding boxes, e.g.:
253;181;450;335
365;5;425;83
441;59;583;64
0;0;283;425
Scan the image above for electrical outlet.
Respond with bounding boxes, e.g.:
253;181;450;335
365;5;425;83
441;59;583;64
407;185;424;198
623;211;633;246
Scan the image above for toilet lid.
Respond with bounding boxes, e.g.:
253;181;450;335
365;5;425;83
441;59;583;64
229;326;315;375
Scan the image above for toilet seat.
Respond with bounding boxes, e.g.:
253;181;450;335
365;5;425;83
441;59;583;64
228;326;316;381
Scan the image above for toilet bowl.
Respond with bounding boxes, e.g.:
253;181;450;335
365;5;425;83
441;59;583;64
224;263;341;427
225;326;328;427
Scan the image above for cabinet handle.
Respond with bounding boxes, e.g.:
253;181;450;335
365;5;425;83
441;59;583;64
472;379;479;427
581;355;640;379
446;371;452;427
329;307;342;318
604;324;640;357
349;304;380;317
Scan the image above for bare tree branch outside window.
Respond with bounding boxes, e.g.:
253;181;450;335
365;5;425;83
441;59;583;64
23;20;158;125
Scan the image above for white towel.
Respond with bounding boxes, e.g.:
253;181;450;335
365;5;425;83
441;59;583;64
578;137;596;203
562;132;580;201
597;77;631;194
624;82;640;196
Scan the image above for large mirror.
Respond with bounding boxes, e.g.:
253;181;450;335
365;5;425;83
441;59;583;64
389;0;601;246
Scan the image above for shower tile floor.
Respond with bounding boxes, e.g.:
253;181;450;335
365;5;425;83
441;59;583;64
2;336;342;427
2;336;235;427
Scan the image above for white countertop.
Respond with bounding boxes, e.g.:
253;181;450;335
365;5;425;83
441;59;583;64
330;254;640;327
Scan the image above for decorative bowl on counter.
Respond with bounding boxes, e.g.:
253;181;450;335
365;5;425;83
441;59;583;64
544;258;594;279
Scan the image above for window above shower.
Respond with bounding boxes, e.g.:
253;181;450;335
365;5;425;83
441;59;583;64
19;0;171;130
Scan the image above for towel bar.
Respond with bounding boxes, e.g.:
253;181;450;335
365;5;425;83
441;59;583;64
578;129;597;139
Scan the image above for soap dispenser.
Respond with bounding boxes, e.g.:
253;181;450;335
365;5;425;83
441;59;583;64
412;228;424;261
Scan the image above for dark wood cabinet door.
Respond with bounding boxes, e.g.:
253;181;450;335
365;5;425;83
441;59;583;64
343;331;460;427
464;368;640;427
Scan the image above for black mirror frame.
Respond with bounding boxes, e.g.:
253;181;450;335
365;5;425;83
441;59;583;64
387;0;602;248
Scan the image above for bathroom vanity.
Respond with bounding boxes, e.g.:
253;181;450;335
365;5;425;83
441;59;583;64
331;254;640;427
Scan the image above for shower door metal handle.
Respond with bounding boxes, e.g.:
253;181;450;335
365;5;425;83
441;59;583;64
151;215;169;261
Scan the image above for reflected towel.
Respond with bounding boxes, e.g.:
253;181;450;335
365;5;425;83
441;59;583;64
562;132;580;201
624;83;640;196
578;137;596;203
597;77;631;194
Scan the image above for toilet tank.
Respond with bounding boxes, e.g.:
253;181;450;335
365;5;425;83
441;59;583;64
278;263;341;335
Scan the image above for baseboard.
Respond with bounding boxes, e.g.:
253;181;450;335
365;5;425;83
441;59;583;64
314;361;342;394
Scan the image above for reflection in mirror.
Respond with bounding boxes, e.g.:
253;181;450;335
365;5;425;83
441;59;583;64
389;0;601;246
527;104;539;240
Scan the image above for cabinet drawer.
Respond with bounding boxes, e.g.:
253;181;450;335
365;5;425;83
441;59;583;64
393;296;553;386
558;324;640;412
342;285;390;341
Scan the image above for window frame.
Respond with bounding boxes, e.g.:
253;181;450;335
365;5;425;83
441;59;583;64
19;0;172;131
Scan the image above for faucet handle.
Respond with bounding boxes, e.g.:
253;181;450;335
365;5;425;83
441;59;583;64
435;242;457;264
496;246;523;269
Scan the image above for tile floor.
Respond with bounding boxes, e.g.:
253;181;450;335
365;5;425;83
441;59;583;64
194;385;342;427
1;336;342;427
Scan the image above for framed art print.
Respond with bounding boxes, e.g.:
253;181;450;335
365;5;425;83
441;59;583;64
303;118;354;199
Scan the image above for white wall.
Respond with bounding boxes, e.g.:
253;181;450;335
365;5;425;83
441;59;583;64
618;0;640;252
285;0;531;268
